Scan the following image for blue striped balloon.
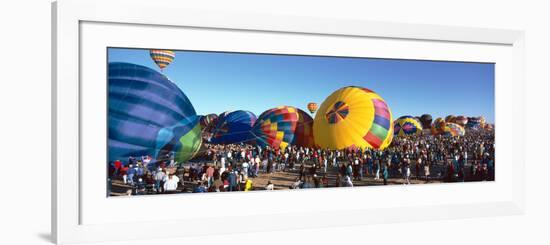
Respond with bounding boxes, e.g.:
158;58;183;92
108;62;201;164
210;110;257;144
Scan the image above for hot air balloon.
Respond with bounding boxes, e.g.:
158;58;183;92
210;110;257;144
108;62;201;165
466;116;484;130
313;86;393;150
293;108;315;148
420;114;433;129
307;102;318;114
445;115;456;123
393;116;423;136
442;122;465;137
252;106;299;150
431;117;446;135
199;113;218;131
479;116;487;128
150;49;175;71
453;115;468;126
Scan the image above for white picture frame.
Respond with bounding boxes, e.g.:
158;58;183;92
52;0;525;244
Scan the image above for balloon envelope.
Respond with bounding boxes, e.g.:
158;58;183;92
307;102;318;114
453;116;468;126
466;116;484;130
108;62;201;164
313;86;393;150
420;114;433;129
252;106;299;150
199;113;218;130
210;110;257;144
445;115;456;123
394;116;423;136
443;122;465;137
149;50;175;70
431;118;446;135
293;108;315;148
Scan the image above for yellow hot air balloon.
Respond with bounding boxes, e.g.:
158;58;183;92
393;116;423;136
313;86;393;150
150;49;175;71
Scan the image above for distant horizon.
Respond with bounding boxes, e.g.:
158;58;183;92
108;48;495;124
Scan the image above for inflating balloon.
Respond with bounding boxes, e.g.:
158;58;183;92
108;62;201;164
211;110;257;144
307;102;318;114
394;116;423;136
150;49;175;71
420;114;433;129
431;118;446;135
313;86;393;150
445;115;456;123
466;116;485;130
252;106;299;150
443;122;465;137
453;115;468;126
293;108;315;148
199;113;218;131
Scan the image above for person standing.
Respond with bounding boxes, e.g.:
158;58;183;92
383;164;389;185
228;170;237;192
424;162;430;182
163;174;179;193
374;159;381;180
405;161;411;185
154;168;165;193
206;165;214;187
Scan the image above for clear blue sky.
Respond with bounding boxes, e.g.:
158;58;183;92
108;48;495;123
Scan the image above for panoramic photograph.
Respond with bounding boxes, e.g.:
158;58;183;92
107;48;495;197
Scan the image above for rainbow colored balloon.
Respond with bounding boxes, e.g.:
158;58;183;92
252;106;299;150
108;62;201;164
393;116;423;136
150;50;175;71
313;86;393;150
443;122;465;137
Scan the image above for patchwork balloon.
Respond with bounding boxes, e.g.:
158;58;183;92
313;86;393;150
394;116;423;136
108;62;201;164
252;106;299;150
210;110;257;144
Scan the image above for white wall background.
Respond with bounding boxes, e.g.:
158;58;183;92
0;0;548;244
